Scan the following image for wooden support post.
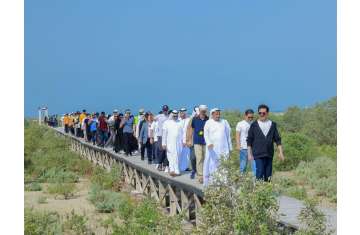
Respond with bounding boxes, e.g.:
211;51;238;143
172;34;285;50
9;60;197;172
169;185;177;216
134;170;142;192
149;177;159;201
141;172;148;194
194;194;202;226
158;181;166;207
123;163;130;183
181;190;190;220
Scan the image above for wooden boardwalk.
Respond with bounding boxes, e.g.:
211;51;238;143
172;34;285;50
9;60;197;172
53;127;336;233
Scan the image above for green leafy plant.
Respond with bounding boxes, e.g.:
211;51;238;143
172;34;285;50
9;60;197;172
25;182;42;191
294;199;333;235
88;184;121;213
90;165;123;191
47;182;76;199
295;157;336;203
63;210;92;235
25;208;62;235
38;167;79;183
37;196;47;204
274;132;318;171
196;158;280;235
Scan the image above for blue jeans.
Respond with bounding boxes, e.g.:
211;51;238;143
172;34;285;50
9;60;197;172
239;149;256;175
98;130;108;146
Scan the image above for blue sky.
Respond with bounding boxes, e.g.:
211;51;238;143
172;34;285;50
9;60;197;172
25;0;336;117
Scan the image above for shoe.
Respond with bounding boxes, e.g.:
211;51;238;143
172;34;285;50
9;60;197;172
190;171;196;179
169;172;176;177
198;177;203;184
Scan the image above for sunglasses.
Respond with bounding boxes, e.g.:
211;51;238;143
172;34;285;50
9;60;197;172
258;112;267;116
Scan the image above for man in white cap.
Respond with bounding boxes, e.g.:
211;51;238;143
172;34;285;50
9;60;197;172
189;104;209;183
179;108;190;172
162;110;183;177
203;108;232;186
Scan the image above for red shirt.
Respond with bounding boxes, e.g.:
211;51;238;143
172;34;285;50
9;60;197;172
98;116;108;131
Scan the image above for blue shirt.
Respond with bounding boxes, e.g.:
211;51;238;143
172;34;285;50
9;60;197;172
122;117;134;133
90;118;98;132
191;116;208;145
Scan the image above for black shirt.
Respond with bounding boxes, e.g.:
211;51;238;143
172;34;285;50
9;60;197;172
247;120;282;159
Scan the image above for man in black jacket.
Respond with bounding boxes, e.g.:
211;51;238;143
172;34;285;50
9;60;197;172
247;104;285;181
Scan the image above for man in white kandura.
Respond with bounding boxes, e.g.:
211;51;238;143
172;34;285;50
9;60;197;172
179;108;190;172
162;110;184;177
203;108;232;186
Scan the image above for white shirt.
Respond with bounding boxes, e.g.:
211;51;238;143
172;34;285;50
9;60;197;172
257;119;272;137
155;113;169;137
150;121;159;142
179;117;191;144
204;118;232;156
235;120;251;149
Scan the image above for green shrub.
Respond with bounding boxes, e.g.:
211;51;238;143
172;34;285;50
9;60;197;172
196;158;280;235
88;184;122;213
47;182;76;199
295;157;337;203
90;165;123;191
274;132;318;171
38;167;79;183
116;194;135;219
63;210;92;235
24;122;93;182
132;198;160;231
24;208;62;235
286;186;307;201
294;199;333;235
25;182;42;191
317;145;337;159
37;196;47;204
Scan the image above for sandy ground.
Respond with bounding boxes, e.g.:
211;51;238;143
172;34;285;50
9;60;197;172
24;178;112;234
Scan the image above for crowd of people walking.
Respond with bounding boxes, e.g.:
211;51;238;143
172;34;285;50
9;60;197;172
59;104;285;186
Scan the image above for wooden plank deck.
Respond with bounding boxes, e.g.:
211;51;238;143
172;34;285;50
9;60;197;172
53;127;337;233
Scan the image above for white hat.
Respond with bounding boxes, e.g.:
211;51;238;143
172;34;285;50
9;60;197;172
172;110;179;114
179;108;187;112
113;109;119;113
139;108;145;114
210;108;221;114
199;105;208;111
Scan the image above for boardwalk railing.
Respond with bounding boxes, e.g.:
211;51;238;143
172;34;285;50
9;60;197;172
55;128;204;225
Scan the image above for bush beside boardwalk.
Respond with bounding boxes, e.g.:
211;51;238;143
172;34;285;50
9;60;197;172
24;96;336;234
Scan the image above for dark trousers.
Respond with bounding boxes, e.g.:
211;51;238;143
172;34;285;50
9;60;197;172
91;130;97;145
123;132;133;155
140;139;154;162
64;124;69;133
70;127;75;135
114;129;123;152
189;146;196;173
155;136;168;166
76;127;82;137
254;157;273;182
86;127;92;141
